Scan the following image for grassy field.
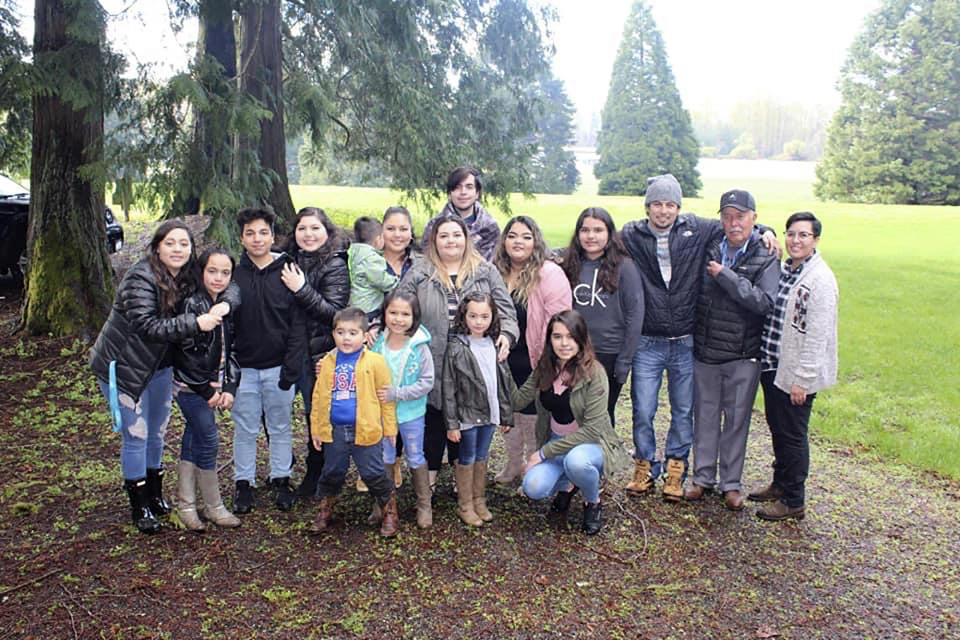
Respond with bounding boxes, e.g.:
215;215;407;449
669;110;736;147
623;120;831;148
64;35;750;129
288;162;960;482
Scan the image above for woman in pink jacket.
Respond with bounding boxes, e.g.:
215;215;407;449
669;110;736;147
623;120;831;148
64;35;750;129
492;216;573;484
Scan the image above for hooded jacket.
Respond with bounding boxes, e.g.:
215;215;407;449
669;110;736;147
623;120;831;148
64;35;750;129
347;242;399;313
371;325;434;424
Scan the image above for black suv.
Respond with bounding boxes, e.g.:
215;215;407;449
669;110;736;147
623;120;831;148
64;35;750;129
0;174;124;278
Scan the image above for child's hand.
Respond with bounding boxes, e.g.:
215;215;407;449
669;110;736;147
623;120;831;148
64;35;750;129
376;385;391;403
314;359;323;376
447;430;461;443
500;424;512;433
218;392;235;410
364;328;379;348
385;435;396;448
206;391;222;409
209;301;231;318
312;436;323;451
197;313;222;332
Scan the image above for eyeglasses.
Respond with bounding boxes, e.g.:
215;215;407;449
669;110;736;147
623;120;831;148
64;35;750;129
785;231;816;240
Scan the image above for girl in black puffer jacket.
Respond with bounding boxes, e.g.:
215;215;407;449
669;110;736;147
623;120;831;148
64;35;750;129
90;220;232;534
170;247;242;532
279;207;350;498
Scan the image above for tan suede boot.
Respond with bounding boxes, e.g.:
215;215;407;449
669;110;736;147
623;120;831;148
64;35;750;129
624;459;653;495
197;468;240;528
177;461;205;532
411;465;432;528
472;460;493;522
663;458;685;503
455;463;482;526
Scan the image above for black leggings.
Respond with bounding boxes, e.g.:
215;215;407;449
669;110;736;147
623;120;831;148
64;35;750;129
424;404;459;471
594;352;625;426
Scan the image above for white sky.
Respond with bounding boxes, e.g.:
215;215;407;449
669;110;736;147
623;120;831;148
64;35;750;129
14;0;880;125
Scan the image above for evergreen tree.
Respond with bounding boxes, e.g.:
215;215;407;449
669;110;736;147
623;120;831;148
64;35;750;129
528;76;580;194
594;0;700;197
815;0;960;205
0;0;31;174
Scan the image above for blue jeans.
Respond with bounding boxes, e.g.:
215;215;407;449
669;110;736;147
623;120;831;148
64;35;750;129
232;366;295;485
630;335;695;477
457;424;495;465
383;416;427;468
522;441;605;504
175;390;219;471
100;367;173;480
317;424;392;501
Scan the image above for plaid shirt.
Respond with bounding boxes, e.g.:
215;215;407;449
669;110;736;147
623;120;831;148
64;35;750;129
760;256;809;371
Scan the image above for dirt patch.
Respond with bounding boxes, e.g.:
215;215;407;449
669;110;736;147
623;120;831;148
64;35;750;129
0;282;958;639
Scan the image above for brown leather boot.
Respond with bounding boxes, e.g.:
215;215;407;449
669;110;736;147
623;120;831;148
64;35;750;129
379;493;399;537
747;483;783;503
662;458;685;503
472;460;493;522
367;464;394;525
411;465;432;529
455;463;482;526
310;496;336;535
625;459;653;494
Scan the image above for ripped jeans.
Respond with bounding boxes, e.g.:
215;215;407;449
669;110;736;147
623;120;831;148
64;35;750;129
99;367;173;481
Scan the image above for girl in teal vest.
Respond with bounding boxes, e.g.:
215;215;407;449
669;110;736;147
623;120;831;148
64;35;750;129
371;290;435;528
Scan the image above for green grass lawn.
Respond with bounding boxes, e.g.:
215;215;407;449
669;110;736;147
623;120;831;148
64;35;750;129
288;168;960;481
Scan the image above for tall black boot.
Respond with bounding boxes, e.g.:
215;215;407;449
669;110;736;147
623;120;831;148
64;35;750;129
145;468;172;516
124;478;161;534
581;501;603;536
296;442;325;499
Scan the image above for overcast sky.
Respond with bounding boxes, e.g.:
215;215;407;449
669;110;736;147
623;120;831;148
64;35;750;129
13;0;881;125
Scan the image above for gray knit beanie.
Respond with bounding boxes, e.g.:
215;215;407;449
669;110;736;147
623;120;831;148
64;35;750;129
644;174;682;207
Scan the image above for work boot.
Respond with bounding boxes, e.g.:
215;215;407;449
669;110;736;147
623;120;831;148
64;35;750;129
684;484;708;501
145;467;172;516
411;465;433;528
234;480;254;514
310;496;336;534
757;500;805;522
472;460;493;522
494;423;525;484
724;490;745;511
271;477;296;511
455;463;482;527
747;483;783;503
367;464;394;525
662;458;685;503
197;468;240;527
581;501;603;536
379;493;400;537
176;461;205;532
624;459;653;494
123;478;161;534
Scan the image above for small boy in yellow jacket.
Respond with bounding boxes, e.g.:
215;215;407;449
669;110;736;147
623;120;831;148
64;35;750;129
309;307;399;537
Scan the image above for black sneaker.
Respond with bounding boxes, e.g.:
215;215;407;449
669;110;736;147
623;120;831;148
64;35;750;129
271;477;296;511
234;480;254;514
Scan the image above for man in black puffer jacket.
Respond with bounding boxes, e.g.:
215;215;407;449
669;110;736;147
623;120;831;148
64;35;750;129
684;190;779;511
621;175;777;503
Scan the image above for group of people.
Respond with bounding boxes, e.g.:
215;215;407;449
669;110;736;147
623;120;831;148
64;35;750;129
90;166;838;539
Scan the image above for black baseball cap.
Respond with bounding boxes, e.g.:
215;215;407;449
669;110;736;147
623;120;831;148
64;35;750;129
718;189;756;213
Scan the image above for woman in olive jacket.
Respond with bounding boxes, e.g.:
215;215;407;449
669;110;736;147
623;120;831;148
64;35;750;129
90;220;231;534
280;207;351;498
513;310;631;535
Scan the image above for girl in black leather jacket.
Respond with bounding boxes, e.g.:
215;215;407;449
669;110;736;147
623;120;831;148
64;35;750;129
279;207;351;498
90;220;230;534
170;247;242;531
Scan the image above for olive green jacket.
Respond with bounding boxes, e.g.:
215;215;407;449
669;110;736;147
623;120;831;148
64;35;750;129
512;360;631;475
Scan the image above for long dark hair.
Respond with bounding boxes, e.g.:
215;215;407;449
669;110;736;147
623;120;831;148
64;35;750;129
194;246;235;299
382;206;420;253
492;215;549;305
535;310;597;391
380;289;422;337
562;207;626;293
451;291;500;339
148;220;197;313
283;207;348;257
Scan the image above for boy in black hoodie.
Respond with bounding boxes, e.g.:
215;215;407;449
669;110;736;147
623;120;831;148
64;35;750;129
231;208;306;513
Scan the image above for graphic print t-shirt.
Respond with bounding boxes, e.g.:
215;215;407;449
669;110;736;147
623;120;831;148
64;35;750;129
330;349;362;425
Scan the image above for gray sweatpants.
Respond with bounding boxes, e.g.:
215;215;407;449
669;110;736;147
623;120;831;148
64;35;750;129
692;358;761;492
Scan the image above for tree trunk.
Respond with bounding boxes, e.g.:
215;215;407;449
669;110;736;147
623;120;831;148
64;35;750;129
239;0;295;230
22;0;113;338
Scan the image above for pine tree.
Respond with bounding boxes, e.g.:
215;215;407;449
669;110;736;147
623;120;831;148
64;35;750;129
594;0;700;197
528;76;580;194
815;0;960;205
